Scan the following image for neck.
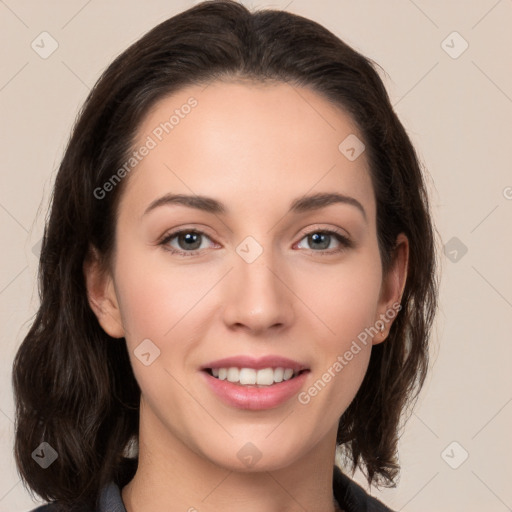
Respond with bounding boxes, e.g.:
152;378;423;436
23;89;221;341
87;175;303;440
121;403;341;512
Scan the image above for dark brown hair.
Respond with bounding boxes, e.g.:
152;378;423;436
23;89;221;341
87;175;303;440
13;1;438;509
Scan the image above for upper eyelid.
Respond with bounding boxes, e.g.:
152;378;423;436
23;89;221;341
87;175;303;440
160;224;350;239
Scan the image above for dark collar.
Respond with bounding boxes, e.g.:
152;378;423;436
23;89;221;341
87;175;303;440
97;466;394;512
332;465;395;511
32;465;394;512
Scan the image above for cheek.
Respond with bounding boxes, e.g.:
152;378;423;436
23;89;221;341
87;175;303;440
111;251;206;413
113;248;209;342
292;253;382;405
295;252;382;344
111;246;220;407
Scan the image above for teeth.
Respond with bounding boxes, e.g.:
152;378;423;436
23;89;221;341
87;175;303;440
256;368;274;385
239;368;256;385
227;367;239;382
210;367;299;386
273;367;284;383
283;368;294;380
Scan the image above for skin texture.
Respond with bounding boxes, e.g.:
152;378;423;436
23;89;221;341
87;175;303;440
84;81;408;512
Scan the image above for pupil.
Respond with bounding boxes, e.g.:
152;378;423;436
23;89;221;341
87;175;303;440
179;232;201;250
310;233;329;250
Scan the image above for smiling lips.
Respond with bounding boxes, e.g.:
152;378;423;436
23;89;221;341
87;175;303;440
201;355;310;410
202;354;309;386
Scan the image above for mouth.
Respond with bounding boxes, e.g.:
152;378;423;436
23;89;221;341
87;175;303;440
203;367;309;387
201;363;311;410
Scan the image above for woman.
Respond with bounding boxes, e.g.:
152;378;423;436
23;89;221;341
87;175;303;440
13;1;438;511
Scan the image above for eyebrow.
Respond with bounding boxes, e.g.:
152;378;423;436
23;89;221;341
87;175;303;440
142;192;367;221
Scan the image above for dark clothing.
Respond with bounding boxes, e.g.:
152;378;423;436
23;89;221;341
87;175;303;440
29;465;394;512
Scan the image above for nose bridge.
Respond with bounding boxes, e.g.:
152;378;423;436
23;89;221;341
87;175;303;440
222;236;294;332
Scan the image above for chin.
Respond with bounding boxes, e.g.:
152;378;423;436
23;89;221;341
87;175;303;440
199;438;305;474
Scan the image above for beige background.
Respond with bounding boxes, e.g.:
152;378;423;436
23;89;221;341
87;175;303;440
1;1;511;511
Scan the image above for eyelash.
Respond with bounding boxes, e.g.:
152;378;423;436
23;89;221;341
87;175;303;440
158;227;353;257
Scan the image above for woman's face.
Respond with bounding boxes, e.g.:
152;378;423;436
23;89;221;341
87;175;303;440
87;80;406;471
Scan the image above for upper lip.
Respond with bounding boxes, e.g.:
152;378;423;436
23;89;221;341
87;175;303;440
201;355;309;373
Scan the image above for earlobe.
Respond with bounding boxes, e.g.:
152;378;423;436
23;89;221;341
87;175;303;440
373;233;409;345
83;245;125;339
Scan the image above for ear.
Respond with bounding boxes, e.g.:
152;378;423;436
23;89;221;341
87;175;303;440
373;233;409;345
83;245;125;338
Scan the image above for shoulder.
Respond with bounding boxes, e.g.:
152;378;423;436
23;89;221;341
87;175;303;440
27;504;92;512
333;465;395;512
25;481;125;512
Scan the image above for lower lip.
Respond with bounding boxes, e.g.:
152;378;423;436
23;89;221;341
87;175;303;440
202;370;309;410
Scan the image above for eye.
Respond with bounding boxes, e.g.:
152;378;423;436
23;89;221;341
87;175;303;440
295;228;353;254
159;227;353;257
159;229;217;256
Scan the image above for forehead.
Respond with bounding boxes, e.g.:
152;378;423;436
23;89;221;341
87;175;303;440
120;80;376;222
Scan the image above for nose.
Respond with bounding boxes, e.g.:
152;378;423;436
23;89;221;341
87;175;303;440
221;246;295;335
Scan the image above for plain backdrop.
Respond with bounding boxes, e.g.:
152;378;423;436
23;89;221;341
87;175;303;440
1;1;511;511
